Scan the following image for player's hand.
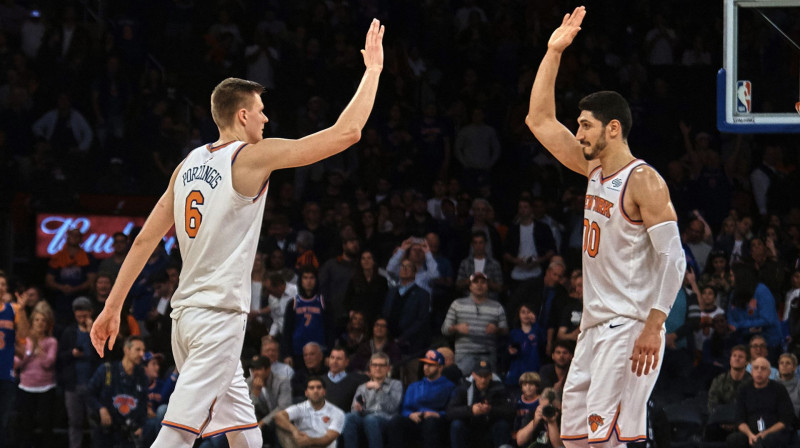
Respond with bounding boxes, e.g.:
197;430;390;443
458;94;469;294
90;308;120;358
630;326;661;376
361;19;385;71
547;6;586;54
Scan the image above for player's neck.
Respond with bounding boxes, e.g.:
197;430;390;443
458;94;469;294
216;127;246;145
599;144;635;174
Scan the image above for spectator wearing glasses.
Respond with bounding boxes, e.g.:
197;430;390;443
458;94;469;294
442;272;508;374
745;335;778;380
341;352;403;448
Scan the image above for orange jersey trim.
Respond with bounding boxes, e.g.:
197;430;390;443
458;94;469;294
207;141;235;152
253;177;270;202
202;423;259;438
587;405;620;443
588;165;602;179
615;425;647;442
162;420;200;435
561;434;589;440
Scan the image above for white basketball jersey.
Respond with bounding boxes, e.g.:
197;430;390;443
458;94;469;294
581;159;660;330
172;141;268;314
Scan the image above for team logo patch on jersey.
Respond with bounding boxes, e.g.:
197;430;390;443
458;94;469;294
528;334;535;341
113;394;138;416
322;416;330;423
588;414;604;432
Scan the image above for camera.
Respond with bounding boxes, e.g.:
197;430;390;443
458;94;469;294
541;404;558;419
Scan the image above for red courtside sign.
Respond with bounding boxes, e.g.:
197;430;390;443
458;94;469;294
36;213;176;258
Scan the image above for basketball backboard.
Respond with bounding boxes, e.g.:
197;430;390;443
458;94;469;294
718;0;800;133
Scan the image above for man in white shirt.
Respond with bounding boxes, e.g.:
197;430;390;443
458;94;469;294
264;274;298;337
259;336;294;379
274;377;345;448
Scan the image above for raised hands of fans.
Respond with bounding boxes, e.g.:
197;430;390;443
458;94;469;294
547;6;586;54
361;19;385;71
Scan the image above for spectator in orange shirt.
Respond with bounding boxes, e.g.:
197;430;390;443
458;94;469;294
45;228;97;325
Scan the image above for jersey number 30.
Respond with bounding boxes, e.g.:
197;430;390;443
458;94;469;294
583;218;600;258
185;190;204;238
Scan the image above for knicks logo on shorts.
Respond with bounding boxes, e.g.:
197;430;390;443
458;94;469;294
113;394;138;416
588;414;604;432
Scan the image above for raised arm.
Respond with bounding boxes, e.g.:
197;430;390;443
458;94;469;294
90;165;181;357
525;6;593;176
241;20;384;177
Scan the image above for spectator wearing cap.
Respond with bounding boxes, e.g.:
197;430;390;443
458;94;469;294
386;236;440;294
385;350;456;448
442;271;508;374
342;352;403;448
446;357;515;448
456;231;504;300
57;296;100;448
247;355;292;445
319;235;361;330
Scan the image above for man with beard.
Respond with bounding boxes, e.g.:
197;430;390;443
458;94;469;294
275;377;344;448
525;7;685;446
319;236;360;330
385;350;455;448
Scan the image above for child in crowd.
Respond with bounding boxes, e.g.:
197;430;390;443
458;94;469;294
506;303;544;387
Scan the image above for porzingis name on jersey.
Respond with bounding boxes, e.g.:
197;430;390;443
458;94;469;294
584;194;614;218
182;164;223;189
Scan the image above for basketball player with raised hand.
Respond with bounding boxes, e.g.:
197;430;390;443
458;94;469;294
526;7;685;447
90;19;385;448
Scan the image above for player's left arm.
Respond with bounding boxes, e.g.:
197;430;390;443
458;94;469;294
90;164;181;357
628;166;686;376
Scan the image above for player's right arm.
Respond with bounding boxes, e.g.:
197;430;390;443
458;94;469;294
242;20;384;180
525;6;594;177
90;164;182;357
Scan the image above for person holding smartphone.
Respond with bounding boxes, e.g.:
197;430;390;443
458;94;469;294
341;352;402;448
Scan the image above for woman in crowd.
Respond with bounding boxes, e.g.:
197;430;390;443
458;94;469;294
16;301;58;448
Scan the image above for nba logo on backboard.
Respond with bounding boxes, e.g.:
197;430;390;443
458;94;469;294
736;80;751;113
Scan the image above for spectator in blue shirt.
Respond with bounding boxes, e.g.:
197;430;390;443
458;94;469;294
385;350;455;448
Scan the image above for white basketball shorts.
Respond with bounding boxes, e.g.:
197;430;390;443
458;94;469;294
161;306;258;438
560;316;664;447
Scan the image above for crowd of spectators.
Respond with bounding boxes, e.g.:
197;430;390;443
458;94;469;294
1;0;799;447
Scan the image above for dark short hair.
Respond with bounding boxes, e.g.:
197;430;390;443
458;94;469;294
306;376;326;389
124;335;145;349
731;344;748;359
578;91;633;139
330;345;350;359
267;273;285;286
553;339;575;354
210;78;265;129
471;231;487;242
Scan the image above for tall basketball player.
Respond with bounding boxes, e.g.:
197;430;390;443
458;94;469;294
90;19;385;448
526;7;685;447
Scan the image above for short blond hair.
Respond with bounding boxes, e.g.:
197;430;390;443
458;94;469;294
436;346;455;363
780;352;798;367
210;78;265;129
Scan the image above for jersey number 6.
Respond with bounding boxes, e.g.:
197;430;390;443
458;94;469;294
185;190;205;238
583;218;600;258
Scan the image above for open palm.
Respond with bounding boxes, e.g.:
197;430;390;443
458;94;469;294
361;19;385;71
548;6;586;53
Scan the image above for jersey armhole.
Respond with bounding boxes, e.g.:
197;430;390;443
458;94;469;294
619;163;649;225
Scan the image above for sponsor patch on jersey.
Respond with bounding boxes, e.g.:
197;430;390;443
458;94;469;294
611;178;622;188
588;413;604;432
